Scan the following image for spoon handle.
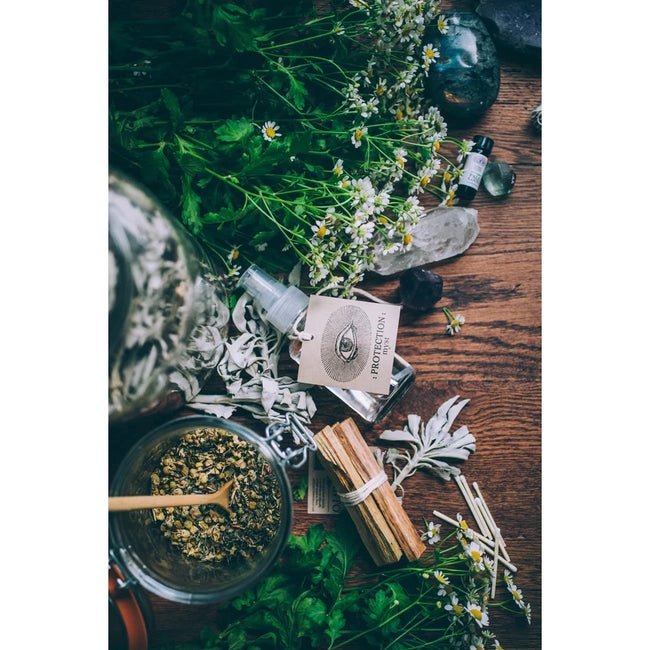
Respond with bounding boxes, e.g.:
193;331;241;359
109;480;233;512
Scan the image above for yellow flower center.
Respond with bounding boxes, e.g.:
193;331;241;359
469;607;483;621
435;573;447;585
470;550;482;563
375;84;385;97
420;175;430;187
397;157;405;169
443;171;452;183
378;215;389;225
403;233;413;245
459;519;468;530
340;179;350;188
438;17;447;31
434;141;441;152
452;604;463;616
395;108;404;121
230;248;240;260
264;126;276;139
447;190;456;205
334;165;343;176
354;128;364;142
424;47;434;59
513;590;522;601
317;225;327;238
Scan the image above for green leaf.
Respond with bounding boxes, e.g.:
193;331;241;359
161;88;182;129
292;475;308;501
325;606;346;645
214;118;254;143
287;75;308;111
181;175;202;234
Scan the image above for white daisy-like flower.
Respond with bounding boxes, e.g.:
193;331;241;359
437;14;450;34
457;138;474;163
433;570;449;586
466;602;489;628
227;246;240;263
333;159;344;176
420;521;441;545
440;185;458;207
470;639;486;650
465;541;485;569
503;569;514;586
444;308;465;335
261;121;281;141
507;580;525;609
351;126;368;148
394;147;408;169
374;77;387;96
523;603;532;625
444;593;465;618
311;219;330;239
456;512;471;532
494;641;505;650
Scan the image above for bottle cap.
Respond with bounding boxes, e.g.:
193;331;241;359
472;135;494;157
237;265;309;334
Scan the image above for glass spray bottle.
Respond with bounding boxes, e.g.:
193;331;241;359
238;265;415;423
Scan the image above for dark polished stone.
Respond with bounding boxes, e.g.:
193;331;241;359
476;0;541;62
424;12;500;125
399;268;444;313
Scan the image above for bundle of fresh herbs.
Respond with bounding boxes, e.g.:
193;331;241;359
109;0;473;292
172;521;530;650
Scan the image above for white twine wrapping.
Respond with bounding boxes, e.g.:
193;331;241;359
337;470;388;507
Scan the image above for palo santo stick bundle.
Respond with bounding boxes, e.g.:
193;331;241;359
315;418;426;566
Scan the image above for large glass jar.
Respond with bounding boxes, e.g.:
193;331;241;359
109;171;229;422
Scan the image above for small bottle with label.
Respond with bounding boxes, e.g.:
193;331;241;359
456;135;494;203
238;265;415;423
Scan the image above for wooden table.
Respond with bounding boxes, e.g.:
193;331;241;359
109;17;541;650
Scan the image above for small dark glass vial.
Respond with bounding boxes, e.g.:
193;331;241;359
456;135;494;202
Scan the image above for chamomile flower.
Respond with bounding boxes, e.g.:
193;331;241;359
227;246;240;263
312;220;330;239
402;232;414;250
470;639;486;650
444;593;464;618
494;641;505;650
507;580;525;609
394;148;408;169
466;602;489;628
457;138;474;162
261;121;281;141
333;159;344;176
465;541;485;569
433;570;449;586
351;126;368;148
421;43;440;76
456;513;470;532
420;521;441;545
374;78;387;96
437;14;450;34
524;603;532;624
444;307;465;335
441;187;457;206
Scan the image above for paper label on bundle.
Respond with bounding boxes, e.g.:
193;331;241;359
297;295;401;395
307;451;343;515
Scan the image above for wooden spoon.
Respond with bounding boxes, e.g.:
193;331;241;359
109;479;234;514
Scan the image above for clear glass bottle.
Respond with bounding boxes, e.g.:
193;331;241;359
109;171;230;422
237;265;415;423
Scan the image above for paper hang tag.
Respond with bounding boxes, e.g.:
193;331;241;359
297;295;401;395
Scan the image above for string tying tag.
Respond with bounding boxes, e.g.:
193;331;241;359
337;470;388;507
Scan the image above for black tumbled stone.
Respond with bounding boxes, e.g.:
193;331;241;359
399;268;444;313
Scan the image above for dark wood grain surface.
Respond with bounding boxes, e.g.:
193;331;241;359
109;9;541;648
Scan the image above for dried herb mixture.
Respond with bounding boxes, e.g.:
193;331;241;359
151;427;281;564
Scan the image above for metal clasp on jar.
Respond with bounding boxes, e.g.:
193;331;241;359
264;413;317;469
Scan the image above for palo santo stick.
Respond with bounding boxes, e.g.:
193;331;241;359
472;482;506;548
491;530;500;599
455;475;492;539
315;424;403;565
332;419;426;562
473;490;512;564
432;510;517;573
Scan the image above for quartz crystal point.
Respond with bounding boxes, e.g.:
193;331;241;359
482;161;516;197
373;207;479;276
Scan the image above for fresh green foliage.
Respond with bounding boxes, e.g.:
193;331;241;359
109;0;469;292
291;475;309;502
170;519;530;650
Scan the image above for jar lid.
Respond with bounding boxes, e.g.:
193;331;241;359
109;563;149;650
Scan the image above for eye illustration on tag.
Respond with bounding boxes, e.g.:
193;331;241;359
334;322;359;362
321;305;371;382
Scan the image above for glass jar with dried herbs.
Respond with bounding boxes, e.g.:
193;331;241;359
109;171;230;422
109;415;308;605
